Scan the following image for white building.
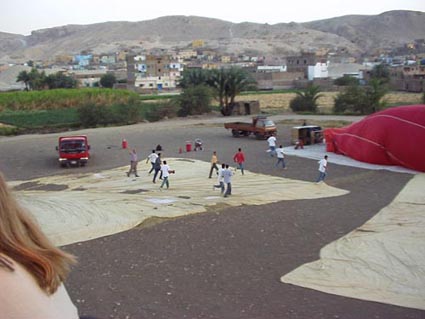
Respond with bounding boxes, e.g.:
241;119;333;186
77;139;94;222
308;62;329;80
134;75;177;91
327;63;371;80
257;65;287;72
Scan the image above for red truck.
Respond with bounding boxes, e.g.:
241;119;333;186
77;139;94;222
224;115;277;139
56;135;90;167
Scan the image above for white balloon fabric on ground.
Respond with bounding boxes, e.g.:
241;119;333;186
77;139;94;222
281;173;425;311
10;158;348;246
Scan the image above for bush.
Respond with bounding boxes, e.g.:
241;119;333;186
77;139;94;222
289;85;322;113
77;103;111;127
143;102;178;122
100;73;117;88
334;85;365;114
109;103;141;125
0;125;18;136
177;85;212;117
334;76;359;86
334;80;387;115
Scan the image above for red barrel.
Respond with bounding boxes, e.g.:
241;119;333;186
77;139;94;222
122;139;128;149
186;141;192;152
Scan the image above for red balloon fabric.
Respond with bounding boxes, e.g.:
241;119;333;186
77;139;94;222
324;105;425;172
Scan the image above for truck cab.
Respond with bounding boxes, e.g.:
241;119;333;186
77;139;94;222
56;135;90;167
252;116;275;129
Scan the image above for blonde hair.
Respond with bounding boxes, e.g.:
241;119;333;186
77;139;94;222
0;172;76;294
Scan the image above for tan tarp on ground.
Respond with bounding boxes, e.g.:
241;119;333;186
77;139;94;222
11;158;349;247
281;173;425;310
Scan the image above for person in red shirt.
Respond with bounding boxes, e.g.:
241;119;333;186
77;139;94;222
233;148;245;175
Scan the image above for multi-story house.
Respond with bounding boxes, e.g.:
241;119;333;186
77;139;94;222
100;54;116;65
389;64;425;92
55;55;73;65
286;52;318;76
73;54;92;68
178;49;198;61
127;54;179;91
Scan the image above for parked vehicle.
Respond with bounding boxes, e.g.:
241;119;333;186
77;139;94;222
224;115;277;139
291;125;323;146
56;135;90;167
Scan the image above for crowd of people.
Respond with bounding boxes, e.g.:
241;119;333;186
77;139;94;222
126;135;329;196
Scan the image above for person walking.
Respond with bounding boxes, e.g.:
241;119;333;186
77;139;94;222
209;151;219;178
146;149;158;174
233;148;245;175
316;155;328;183
213;163;226;194
223;164;233;198
159;160;173;190
275;145;286;169
267;134;277;157
127;148;139;177
152;153;162;183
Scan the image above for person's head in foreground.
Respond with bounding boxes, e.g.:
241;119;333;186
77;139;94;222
0;171;79;318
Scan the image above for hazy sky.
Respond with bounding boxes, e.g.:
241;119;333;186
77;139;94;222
2;0;424;35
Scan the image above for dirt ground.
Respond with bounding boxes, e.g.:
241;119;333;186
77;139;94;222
0;115;423;319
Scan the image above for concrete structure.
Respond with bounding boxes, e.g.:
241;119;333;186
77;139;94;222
327;63;368;80
257;65;286;73
73;54;92;67
308;62;329;81
100;54;116;65
389;64;425;92
286;52;318;75
231;100;260;115
192;40;204;48
69;69;108;87
127;53;178;91
178;49;197;61
253;71;304;90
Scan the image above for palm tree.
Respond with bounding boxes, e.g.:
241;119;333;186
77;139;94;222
221;67;256;115
290;85;323;113
207;68;227;108
178;68;210;89
28;68;46;90
178;67;256;116
16;70;30;90
362;78;387;114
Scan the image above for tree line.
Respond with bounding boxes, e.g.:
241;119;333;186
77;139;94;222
16;69;117;90
290;64;393;115
17;69;77;90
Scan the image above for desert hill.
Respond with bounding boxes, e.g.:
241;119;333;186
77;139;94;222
303;10;425;51
0;10;424;63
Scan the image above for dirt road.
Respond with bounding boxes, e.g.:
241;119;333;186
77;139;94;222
1;114;422;319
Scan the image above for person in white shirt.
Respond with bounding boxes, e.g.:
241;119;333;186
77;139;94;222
159;160;173;190
223;164;233;198
146;149;158;174
267;134;277;157
275;145;286;169
213;163;226;193
316;155;328;183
